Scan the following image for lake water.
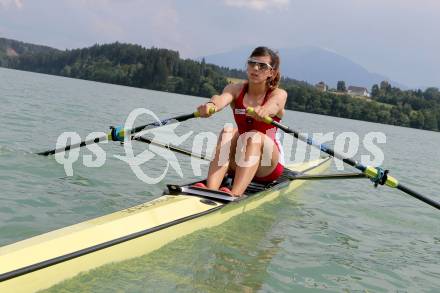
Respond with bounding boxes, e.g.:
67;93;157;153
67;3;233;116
0;67;439;292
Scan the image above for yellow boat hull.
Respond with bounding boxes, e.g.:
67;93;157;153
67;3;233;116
0;158;331;292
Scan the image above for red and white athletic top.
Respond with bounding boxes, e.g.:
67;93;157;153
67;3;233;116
232;83;285;182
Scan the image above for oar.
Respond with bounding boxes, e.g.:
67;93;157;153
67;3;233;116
132;135;211;161
246;107;440;210
37;110;213;156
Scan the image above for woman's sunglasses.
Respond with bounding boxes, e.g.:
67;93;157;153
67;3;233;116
247;58;273;71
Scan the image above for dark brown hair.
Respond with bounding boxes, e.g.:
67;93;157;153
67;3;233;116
250;46;281;90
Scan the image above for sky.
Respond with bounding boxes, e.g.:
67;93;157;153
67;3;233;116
0;0;439;88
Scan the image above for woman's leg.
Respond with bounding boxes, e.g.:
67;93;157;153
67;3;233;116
231;131;280;196
206;126;239;190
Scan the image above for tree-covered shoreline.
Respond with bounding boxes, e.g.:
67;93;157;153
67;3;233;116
1;38;439;131
285;82;440;131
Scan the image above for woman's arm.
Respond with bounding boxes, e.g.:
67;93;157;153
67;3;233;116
197;83;241;117
250;88;287;121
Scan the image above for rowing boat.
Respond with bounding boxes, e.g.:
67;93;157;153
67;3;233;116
3;106;438;293
0;157;331;292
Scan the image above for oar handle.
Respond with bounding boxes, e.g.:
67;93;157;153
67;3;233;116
246;107;274;124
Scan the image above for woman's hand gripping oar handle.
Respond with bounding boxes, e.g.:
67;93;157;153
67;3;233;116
194;107;216;118
246;107;273;124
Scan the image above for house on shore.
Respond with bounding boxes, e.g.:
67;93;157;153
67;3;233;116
315;81;328;92
347;86;370;97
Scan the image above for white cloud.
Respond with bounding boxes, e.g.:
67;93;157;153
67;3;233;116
0;0;23;9
224;0;289;11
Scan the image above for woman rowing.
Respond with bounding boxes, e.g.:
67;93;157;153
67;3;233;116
196;46;287;196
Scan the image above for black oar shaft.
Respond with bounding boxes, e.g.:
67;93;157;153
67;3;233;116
397;184;440;210
271;120;366;172
37;136;107;156
128;113;197;135
290;173;366;180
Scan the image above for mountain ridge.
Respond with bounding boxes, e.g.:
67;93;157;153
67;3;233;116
201;46;406;90
0;37;60;66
